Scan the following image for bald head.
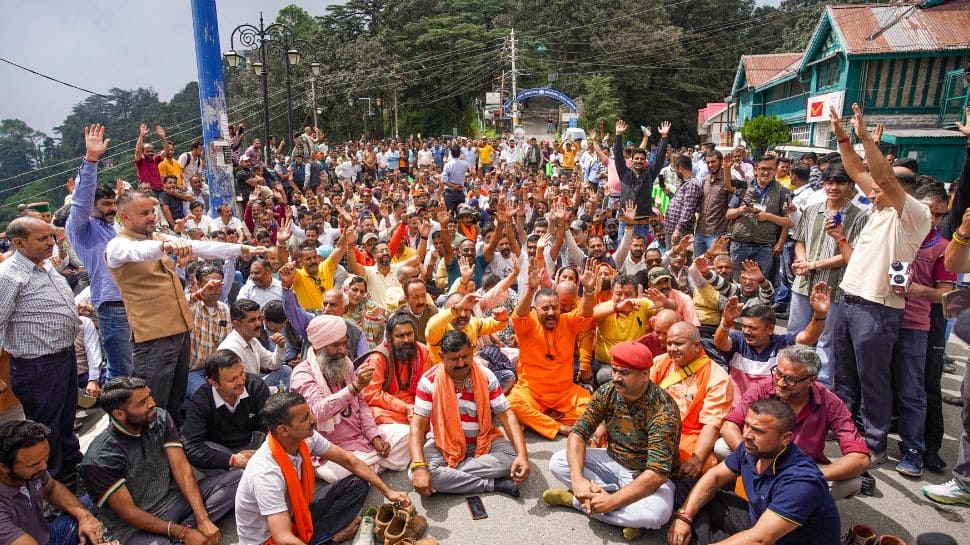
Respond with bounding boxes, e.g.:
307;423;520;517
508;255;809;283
666;321;703;367
7;216;54;265
651;309;682;348
555;281;578;309
396;265;418;283
322;288;348;316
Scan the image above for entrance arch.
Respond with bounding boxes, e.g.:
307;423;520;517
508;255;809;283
504;87;579;127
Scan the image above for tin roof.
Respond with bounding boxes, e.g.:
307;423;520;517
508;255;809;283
828;0;970;55
740;53;804;88
883;128;968;139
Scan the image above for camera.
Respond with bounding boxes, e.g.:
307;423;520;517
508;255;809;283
889;261;912;289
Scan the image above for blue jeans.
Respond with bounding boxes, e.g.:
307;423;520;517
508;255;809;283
694;233;722;258
97;303;132;379
833;297;903;455
264;365;292;391
788;293;841;388
773;241;795;309
49;495;96;545
890;328;928;453
618;222;655;247
729;241;774;282
185;368;208;403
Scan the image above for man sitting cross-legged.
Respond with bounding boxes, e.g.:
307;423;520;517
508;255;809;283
360;313;432;426
650;322;733;478
290;314;410;482
714;345;870;500
669;399;840;545
80;377;238;545
509;258;599;438
545;341;682;541
234;391;411;545
409;330;530;497
181;349;270;475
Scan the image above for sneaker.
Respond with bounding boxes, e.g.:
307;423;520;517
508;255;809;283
896;449;923;478
840;524;877;545
859;472;877;496
923;451;947;473
922;479;970;506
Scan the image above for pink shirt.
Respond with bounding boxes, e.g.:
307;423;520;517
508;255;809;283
290;359;381;453
902;230;955;331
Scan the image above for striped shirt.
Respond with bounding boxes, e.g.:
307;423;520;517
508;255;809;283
791;200;869;301
414;365;508;444
0;251;79;358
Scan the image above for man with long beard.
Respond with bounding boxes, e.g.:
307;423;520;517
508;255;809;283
360;313;431;426
290;315;409;482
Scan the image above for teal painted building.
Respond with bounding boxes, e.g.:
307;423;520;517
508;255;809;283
726;0;970;180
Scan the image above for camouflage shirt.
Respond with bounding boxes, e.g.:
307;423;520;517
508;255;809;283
572;382;681;474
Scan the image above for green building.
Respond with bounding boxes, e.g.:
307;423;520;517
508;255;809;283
726;0;970;180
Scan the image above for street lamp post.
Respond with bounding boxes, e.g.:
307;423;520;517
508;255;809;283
310;62;321;129
224;12;310;161
358;98;372;139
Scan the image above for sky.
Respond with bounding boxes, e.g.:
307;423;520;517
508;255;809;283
0;0;780;137
0;0;336;136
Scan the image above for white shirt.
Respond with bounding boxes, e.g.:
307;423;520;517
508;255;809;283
105;235;242;269
730;161;755;184
840;194;931;309
185;215;214;234
217;329;284;376
235;432;331;545
237;279;283;308
213;387;250;413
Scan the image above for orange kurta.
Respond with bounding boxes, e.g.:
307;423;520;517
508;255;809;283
360;343;430;424
509;308;593;439
650;352;733;470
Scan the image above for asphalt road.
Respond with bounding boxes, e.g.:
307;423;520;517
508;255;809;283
75;343;970;545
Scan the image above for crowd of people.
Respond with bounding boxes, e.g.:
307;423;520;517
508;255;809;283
0;103;969;545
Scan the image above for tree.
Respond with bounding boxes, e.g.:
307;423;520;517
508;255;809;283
0;119;46;176
580;75;619;131
739;115;791;154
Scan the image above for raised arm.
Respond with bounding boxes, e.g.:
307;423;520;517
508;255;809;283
830;106;875;198
851;104;907;213
134;123;149;161
614;121;629;178
794;282;830;345
713;296;740;352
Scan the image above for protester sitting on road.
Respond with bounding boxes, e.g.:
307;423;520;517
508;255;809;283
290;315;410;482
181;349;270;475
545;341;682;541
0;420;105;545
80;376;238;545
669;399;840;545
409;330;530;497
234;391;410;545
650;322;733;477
713;283;828;397
715;345;871;500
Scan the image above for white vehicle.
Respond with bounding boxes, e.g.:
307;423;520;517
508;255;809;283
773;144;833;162
562;127;587;145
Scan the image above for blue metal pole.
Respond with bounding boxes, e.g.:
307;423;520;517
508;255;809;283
190;0;235;216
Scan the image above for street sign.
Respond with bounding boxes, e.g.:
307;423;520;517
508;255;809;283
806;90;845;123
485;92;501;106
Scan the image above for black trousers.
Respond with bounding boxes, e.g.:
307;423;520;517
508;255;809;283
133;332;190;425
924;304;947;456
309;475;369;545
9;347;82;481
674;478;751;545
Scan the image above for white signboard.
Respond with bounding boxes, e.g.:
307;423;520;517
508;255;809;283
560;112;577;123
805;90;845;123
485;92;501;106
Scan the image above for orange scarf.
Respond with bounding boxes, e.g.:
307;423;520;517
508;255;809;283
652;353;712;437
265;434;315;545
431;364;502;468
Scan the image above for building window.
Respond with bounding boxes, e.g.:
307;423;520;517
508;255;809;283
817;57;842;89
791;125;811;144
814;123;832;147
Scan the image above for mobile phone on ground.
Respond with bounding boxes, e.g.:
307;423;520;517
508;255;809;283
466;496;488;520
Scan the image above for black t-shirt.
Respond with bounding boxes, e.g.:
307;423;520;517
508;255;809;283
235;167;254;200
158;192;186;221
